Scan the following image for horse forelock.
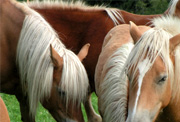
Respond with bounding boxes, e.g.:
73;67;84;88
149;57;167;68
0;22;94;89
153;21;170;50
123;28;174;93
60;49;89;105
152;15;180;36
16;1;89;118
99;42;134;122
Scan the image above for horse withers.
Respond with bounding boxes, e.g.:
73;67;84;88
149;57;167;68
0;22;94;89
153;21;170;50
123;16;180;122
0;0;90;121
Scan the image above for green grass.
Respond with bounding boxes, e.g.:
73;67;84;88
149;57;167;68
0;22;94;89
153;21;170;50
0;92;99;122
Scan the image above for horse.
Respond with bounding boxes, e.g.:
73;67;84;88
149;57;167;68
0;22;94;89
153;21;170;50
27;0;180;121
94;23;150;122
0;0;90;121
122;15;180;122
0;96;10;122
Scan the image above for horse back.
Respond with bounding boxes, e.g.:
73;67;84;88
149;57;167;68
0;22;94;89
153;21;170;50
33;7;116;91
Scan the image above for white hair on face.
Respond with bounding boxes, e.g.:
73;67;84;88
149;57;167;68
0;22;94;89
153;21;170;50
14;0;89;118
132;58;151;118
99;42;134;122
124;28;173;87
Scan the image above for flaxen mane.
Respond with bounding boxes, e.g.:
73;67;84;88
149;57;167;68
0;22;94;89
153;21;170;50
99;42;134;122
27;0;125;25
14;0;89;118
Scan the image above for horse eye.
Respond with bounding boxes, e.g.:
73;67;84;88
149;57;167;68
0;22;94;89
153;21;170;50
58;88;66;97
158;75;167;84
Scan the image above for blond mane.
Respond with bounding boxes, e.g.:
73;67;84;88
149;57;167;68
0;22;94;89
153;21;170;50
27;0;125;25
14;0;89;118
99;42;134;122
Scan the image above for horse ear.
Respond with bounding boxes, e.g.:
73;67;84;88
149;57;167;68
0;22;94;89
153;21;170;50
50;44;63;68
170;33;180;52
129;21;142;44
77;43;90;61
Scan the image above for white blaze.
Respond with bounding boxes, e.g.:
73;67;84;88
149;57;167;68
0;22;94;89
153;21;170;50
132;58;151;118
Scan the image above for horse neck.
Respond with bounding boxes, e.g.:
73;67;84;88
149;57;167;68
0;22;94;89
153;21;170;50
1;0;25;58
120;10;161;26
33;7;114;44
32;6;115;50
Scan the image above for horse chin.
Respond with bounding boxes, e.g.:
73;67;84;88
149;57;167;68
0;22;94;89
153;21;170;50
126;112;153;122
126;105;161;122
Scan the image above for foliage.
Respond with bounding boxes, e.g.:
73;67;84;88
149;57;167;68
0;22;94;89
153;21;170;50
17;0;171;15
0;93;55;122
85;0;171;14
0;93;99;122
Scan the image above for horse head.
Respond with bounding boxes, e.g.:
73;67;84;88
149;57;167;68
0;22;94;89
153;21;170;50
125;22;180;122
41;43;90;122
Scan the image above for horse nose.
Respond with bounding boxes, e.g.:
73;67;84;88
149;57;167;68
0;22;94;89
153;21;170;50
126;117;151;122
126;110;152;122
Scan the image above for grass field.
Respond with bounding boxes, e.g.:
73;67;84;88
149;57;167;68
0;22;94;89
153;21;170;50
0;92;99;122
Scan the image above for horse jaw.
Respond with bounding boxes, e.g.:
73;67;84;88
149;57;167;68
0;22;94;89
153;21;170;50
126;104;161;122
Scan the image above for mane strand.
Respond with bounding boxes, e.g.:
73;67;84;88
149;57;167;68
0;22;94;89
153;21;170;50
99;42;134;122
27;0;124;25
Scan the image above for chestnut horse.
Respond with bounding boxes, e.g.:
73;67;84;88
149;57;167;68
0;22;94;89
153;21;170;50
0;96;10;122
95;23;150;122
27;0;180;121
1;0;90;122
122;15;180;122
